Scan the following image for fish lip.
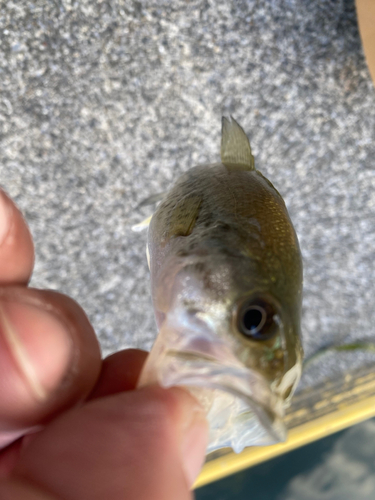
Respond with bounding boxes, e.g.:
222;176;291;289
138;320;287;451
160;348;287;445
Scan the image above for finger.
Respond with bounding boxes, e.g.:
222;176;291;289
0;478;56;500
0;439;23;479
8;386;208;500
0;190;34;285
0;350;148;479
88;349;148;399
0;287;101;448
0;349;148;473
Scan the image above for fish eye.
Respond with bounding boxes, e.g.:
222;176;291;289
237;298;278;341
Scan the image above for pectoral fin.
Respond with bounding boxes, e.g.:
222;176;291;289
221;116;255;171
146;244;150;269
131;215;153;232
166;195;202;239
136;192;166;208
303;342;375;370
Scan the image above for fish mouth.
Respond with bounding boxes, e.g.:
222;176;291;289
138;323;286;453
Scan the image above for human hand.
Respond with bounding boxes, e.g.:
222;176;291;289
0;189;208;500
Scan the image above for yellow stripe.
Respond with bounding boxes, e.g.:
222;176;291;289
194;393;375;489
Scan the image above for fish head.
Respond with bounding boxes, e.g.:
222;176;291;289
139;249;303;452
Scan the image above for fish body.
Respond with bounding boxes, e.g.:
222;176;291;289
138;118;303;453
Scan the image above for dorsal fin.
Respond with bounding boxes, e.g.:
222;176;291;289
220;116;255;171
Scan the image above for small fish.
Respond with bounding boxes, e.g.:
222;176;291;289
138;117;303;453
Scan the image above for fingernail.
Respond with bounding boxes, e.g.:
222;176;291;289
180;406;209;487
0;299;73;402
0;191;12;247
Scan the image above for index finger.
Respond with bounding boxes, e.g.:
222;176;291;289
0;190;34;285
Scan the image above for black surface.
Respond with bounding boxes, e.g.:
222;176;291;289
196;429;346;500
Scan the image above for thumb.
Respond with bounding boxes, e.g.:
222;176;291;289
0;386;208;500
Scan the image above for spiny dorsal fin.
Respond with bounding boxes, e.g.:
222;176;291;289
220;116;255;171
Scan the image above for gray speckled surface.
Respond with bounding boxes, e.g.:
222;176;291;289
1;0;374;389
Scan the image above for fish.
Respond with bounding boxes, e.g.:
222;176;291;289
137;117;303;453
